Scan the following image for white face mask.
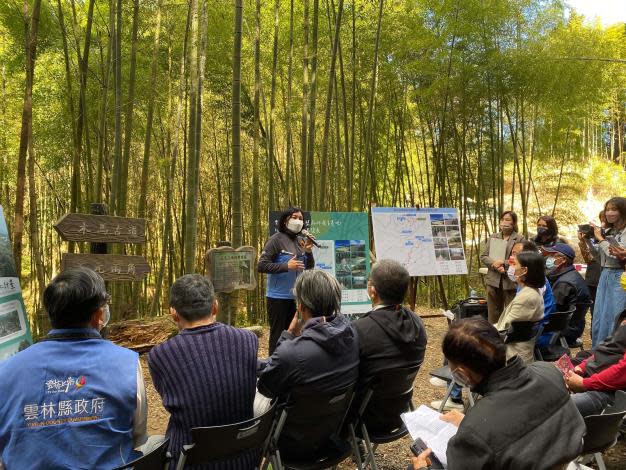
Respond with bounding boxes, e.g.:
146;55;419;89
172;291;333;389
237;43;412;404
286;218;304;234
506;264;517;283
101;304;111;329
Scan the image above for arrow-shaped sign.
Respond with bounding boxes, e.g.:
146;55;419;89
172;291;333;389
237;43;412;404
54;213;146;244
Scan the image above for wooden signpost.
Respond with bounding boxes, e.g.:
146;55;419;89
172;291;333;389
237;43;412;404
55;207;150;282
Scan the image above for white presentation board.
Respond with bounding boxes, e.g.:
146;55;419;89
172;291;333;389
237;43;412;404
371;207;468;276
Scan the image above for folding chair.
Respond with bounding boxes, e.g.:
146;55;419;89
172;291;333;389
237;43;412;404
428;365;475;413
266;382;357;470
112;437;170;470
501;320;541;344
534;308;575;361
349;365;421;470
577;391;626;470
175;401;277;470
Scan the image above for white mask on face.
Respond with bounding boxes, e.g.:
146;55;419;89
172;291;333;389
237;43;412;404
506;264;517;283
100;304;110;330
286;218;304;234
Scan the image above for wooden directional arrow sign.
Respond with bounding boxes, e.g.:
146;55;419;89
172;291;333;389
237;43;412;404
61;254;150;281
54;213;146;244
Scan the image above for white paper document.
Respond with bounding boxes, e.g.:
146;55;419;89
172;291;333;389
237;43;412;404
401;405;458;468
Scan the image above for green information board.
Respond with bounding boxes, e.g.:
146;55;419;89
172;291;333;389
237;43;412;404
0;206;32;362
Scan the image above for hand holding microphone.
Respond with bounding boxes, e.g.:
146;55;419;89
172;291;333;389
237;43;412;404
300;229;320;248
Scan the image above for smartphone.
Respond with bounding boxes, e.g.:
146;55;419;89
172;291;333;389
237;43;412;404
410;438;445;469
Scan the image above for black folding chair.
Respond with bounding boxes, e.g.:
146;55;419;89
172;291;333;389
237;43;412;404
534;308;575;361
578;391;626;470
175;401;277;470
349;365;421;470
500;320;541;344
112;437;170;470
266;382;357;470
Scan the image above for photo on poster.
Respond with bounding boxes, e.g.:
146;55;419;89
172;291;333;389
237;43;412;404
450;248;465;260
444;214;459;226
429;213;444;226
335;240;367;290
432;226;447;237
445;226;461;238
435;249;451;261
433;237;448;249
0;235;17;279
0;300;27;343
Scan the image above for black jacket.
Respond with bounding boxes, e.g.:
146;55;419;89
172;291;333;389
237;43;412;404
548;264;591;342
257;314;359;400
352;305;427;384
447;356;585;470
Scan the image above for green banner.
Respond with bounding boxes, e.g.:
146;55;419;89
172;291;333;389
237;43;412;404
269;211;371;315
0;205;32;362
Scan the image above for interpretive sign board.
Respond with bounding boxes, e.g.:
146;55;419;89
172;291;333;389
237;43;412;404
371;207;468;276
54;213;146;243
206;246;257;293
269;211;371;315
61;254;150;282
55;211;150;282
0;206;32;362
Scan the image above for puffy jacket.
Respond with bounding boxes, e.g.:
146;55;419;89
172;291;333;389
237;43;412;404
447;356;585;470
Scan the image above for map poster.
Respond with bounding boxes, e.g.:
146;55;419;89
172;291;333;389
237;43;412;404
0;205;32;362
206;246;257;293
268;211;371;315
371;207;468;277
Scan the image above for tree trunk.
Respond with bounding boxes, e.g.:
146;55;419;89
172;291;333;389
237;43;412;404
306;0;319;209
13;0;42;280
110;0;123;214
300;0;309;204
318;0;344;210
231;0;243;248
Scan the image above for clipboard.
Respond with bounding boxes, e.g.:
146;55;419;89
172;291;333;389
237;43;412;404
488;237;508;262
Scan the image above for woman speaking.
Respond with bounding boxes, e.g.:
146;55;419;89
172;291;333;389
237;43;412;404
258;207;315;354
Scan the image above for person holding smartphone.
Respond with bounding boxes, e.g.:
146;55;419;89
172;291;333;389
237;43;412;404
579;197;626;346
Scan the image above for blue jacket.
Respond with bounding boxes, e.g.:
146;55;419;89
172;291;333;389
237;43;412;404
258;231;314;299
517;278;555;348
0;328;138;469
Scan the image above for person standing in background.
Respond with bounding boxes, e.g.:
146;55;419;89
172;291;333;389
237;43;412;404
258;207;315;354
480;211;525;324
581;197;626;347
534;215;566;248
579;211;606;334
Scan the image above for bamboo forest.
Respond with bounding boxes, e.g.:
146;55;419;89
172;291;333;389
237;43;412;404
1;0;625;336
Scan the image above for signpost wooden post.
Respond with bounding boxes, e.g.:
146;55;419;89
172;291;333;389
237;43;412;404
55;210;150;282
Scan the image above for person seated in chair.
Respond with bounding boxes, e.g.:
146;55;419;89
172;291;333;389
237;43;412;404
565;308;626;417
257;269;359;458
496;250;545;363
352;259;427;430
0;267;149;469
148;274;259;469
411;317;585;470
542;243;591;347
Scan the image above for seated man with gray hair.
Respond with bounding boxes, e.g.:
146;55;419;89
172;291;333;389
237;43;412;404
257;270;359;457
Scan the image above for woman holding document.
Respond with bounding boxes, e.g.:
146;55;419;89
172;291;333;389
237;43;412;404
479;211;524;323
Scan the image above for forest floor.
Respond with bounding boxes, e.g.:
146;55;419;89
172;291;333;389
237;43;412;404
138;310;625;469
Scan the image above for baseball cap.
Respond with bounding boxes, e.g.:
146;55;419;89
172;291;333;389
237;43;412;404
542;243;575;260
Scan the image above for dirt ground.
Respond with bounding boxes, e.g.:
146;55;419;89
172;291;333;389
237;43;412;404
140;311;625;469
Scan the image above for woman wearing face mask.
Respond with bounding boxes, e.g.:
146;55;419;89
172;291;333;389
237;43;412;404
579;211;606;328
258;206;315;354
580;197;626;346
480;211;525;324
495;251;545;363
534;215;566;248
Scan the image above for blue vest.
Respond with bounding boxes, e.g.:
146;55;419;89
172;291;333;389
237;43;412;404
266;251;306;299
0;328;138;469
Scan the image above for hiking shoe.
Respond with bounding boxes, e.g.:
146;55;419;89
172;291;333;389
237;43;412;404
429;377;449;388
430;398;464;411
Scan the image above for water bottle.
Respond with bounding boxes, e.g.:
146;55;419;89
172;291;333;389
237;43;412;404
469;288;477;302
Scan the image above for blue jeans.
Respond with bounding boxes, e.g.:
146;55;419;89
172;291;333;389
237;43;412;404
571;391;614;417
592;268;626;347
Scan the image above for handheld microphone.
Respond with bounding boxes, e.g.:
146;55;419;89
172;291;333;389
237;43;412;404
301;229;321;248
